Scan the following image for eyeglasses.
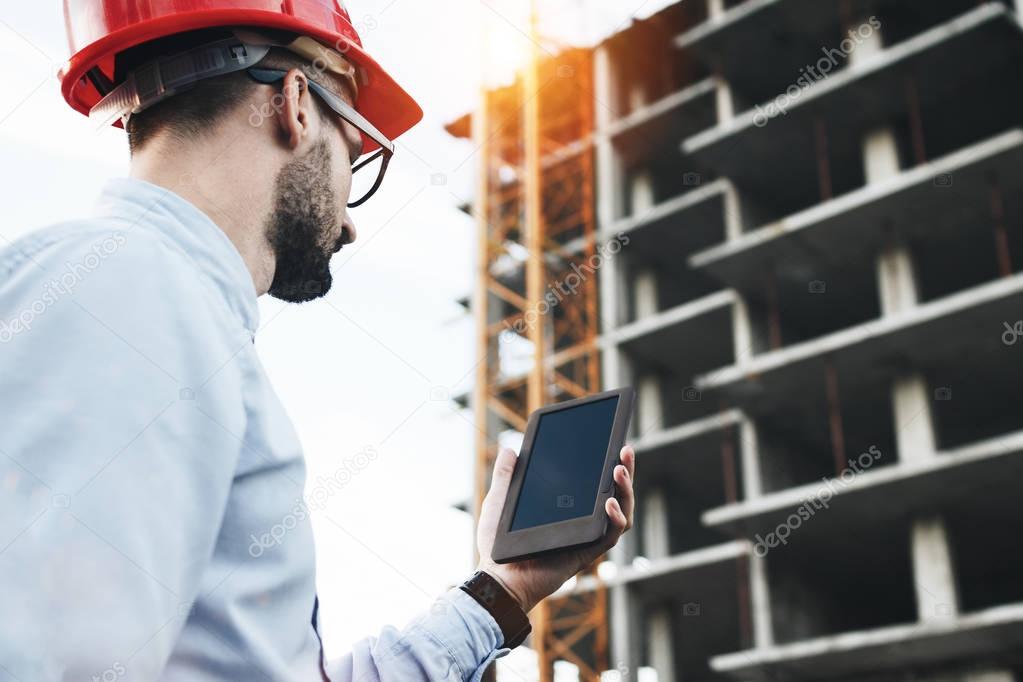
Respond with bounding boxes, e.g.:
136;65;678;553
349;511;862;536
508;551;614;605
248;67;393;208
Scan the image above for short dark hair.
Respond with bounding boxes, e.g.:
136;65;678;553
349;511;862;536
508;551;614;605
116;28;350;154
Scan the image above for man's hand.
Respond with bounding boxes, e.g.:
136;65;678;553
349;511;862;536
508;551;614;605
475;445;636;613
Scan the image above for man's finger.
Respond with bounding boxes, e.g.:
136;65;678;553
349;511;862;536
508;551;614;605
598;497;627;552
607;497;627;529
620;445;635;480
613;464;634;531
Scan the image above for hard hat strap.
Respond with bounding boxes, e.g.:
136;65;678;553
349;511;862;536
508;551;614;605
89;38;271;127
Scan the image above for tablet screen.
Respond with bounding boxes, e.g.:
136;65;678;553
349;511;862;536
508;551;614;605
510;396;619;531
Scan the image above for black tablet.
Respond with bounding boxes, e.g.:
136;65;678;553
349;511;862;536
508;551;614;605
492;387;635;564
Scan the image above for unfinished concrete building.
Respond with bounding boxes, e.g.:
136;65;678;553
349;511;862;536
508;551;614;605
450;1;1023;679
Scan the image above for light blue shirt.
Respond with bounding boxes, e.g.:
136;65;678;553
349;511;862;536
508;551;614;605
0;178;507;681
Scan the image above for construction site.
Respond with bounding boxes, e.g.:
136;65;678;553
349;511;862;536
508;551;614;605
447;0;1023;680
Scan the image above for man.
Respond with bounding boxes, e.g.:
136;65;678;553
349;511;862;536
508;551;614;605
0;1;636;680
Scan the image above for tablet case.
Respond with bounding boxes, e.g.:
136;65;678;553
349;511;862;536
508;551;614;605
492;387;635;563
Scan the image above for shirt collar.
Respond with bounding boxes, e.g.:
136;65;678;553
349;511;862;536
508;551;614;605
94;177;261;335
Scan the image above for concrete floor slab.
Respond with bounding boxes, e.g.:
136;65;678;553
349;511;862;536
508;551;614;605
682;5;1023;212
696;272;1023;399
606;179;735;269
604;78;718;167
689;129;1023;288
701;428;1023;539
711;601;1023;680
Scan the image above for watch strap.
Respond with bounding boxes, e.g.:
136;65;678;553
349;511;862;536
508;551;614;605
460;570;532;649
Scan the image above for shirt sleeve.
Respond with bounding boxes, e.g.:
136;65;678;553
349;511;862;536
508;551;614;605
325;587;511;682
0;227;252;680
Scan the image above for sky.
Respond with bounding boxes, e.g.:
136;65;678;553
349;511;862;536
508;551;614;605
0;0;671;677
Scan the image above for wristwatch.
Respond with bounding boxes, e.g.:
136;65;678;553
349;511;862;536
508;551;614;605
460;570;532;649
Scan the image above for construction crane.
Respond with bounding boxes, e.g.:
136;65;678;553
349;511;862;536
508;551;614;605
447;1;608;679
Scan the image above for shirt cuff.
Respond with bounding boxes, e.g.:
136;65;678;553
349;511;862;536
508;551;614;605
425;587;512;681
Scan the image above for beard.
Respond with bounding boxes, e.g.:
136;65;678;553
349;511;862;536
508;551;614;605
266;137;346;303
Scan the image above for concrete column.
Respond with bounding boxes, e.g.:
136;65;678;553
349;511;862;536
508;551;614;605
593;43;618;130
637;374;664;437
599;245;628;333
647;607;676;682
630;170;654;217
723;182;744;242
596;46;642;674
739;417;763;499
641;487;670;560
912;516;959;621
594;44;623;232
863;127;900;184
892;374;936;461
595;45;626;332
847;15;884;67
714;75;735;125
609;585;642;680
749;553;774;647
594;40;647;682
731;295;755;366
604;342;641;676
876;243;919;315
633;269;658;320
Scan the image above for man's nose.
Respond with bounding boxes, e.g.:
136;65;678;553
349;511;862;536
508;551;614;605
342;212;357;245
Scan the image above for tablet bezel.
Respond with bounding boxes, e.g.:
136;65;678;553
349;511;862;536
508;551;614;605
491;387;635;564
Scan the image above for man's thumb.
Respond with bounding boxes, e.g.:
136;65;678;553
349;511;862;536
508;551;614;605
487;448;518;499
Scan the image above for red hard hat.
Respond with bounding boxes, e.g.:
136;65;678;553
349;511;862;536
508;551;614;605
59;0;423;149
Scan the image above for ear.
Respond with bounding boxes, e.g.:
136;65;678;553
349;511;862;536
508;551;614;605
275;68;318;150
